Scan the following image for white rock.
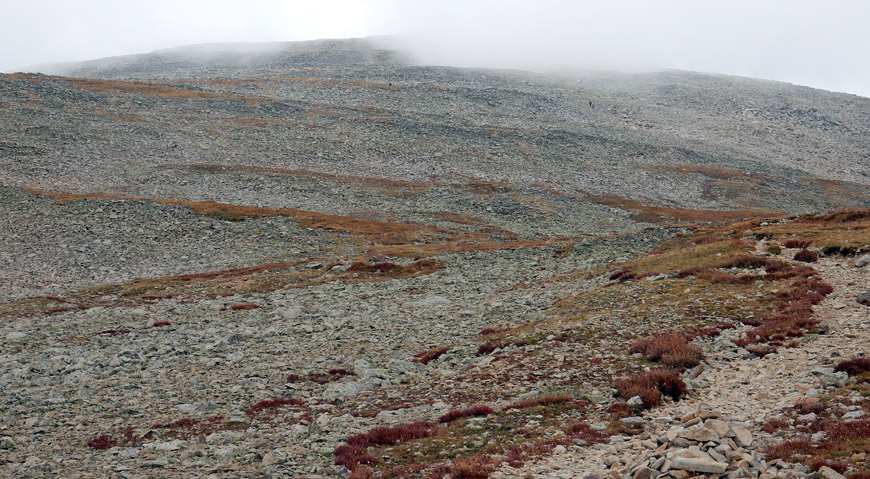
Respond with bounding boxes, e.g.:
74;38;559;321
818;466;848;479
733;427;753;447
672;456;727;473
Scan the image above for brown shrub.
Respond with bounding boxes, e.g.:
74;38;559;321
230;303;260;310
612;369;687;409
502;394;573;411
438;405;494;423
834;356;870;376
334;445;377;469
629;333;703;368
793;249;818;263
609;267;633;281
606;402;632;417
451;455;497;479
348;466;374;479
345;421;436;448
412;346;449;364
87;434;117;450
761;417;790;433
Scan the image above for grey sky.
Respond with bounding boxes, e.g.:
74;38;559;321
1;0;868;97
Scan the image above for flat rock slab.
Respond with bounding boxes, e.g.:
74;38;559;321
677;425;720;442
672;457;728;474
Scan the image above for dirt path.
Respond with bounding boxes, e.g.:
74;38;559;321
496;256;869;478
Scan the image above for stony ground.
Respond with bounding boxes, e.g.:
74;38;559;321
499;255;869;479
1;39;868;479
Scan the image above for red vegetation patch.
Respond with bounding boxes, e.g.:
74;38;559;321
735;276;833;348
793;249;818;263
164;417;200;429
476;341;508;356
244;397;305;417
87;434;117;450
335;445;378;469
835;356;870;376
412;346;449;364
307;368;357;384
502;395;572;412
609;267;634;281
336;422;439;470
629;332;703;369
438;405;494;423
345;421;437;448
348;466;375;479
230;303;260;310
613;369;687;409
763;418;870;472
451;455;497;479
607;402;633;417
148;320;171;328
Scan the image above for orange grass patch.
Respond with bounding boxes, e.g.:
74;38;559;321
582;194;782;224
66;78;262;105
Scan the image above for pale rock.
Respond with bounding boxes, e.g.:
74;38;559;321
672;457;727;474
633;467;657;479
818;466;847;479
678;425;719;442
262;449;289;465
0;436;16;450
553;445;567;454
733;427;753;447
152;439;188;451
703;419;731;437
214;445;241;459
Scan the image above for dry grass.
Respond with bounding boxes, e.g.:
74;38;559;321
67;78;262;105
0;258;445;318
753;209;870;254
643;164;764;182
629;333;703;369
582;194;782;225
613;369;687;409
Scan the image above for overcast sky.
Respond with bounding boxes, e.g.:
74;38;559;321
2;0;868;97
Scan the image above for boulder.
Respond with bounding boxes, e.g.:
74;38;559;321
678;425;720;442
672;457;728;474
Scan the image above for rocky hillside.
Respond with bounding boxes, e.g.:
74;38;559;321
0;38;868;479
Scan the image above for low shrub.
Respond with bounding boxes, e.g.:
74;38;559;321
451;455;497;479
612;369;687;409
412;346;449;364
793;249;818;263
230;303;260;310
87;434;117;450
834;356;870;376
609;267;634;282
334;445;377;469
629;332;703;369
606;402;632;417
345;421;436;448
438;405;494;423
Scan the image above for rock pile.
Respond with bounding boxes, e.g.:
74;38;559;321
620;410;792;479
